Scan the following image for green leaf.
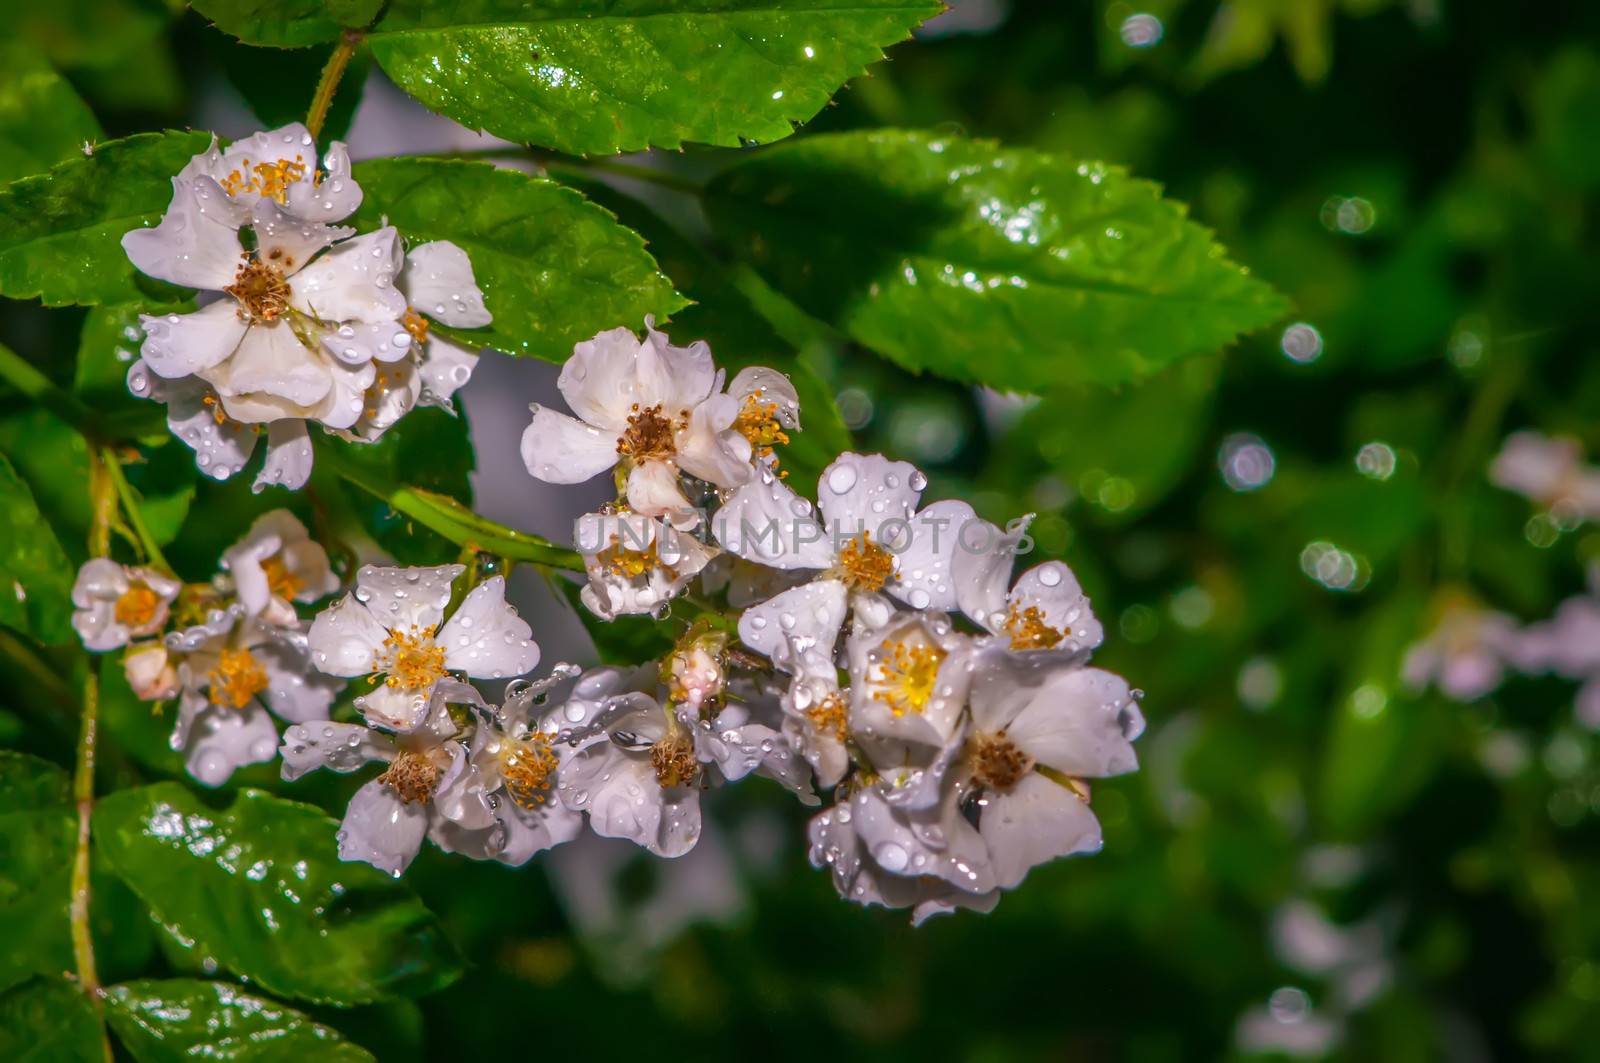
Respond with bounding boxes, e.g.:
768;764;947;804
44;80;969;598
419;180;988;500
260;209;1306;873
0;43;103;184
0;450;76;644
0;976;104;1063
105;979;376;1062
0;130;209;308
0;754;74;994
190;0;381;47
72;305;149;417
366;0;941;155
349;158;683;361
93;784;463;1006
705;129;1289;392
9;0;169;72
0;406;93;556
98;655;185;777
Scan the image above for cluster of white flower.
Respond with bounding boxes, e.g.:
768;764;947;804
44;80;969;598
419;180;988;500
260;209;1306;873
82;128;1146;921
121;123;488;491
1490;430;1600;530
71;511;341;784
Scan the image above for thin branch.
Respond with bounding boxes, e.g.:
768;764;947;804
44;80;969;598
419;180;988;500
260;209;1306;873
307;30;365;142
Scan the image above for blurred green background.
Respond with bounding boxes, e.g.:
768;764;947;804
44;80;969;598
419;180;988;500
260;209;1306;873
5;0;1600;1059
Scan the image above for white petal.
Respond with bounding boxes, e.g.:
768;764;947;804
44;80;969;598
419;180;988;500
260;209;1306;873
433;744;494;830
250;198;350;275
306;595;389;677
980;774;1102;890
130;364;258;481
728;366;801;429
738;579;848;671
816;452;923;540
416;335;479;405
439;576;540;679
321;320;415;366
214;124;316;193
1000;667;1142;778
559;744;701;858
850;785;994;894
624;460;696;523
637;321;716;412
253;420;313;492
256;641;341;722
401;241;491;328
339;780;427;877
289;227;406;324
280;721;390;780
354;684;434;734
676;393;754;489
557;326;647;430
314;355;380;432
885;499;974;612
712;474;833;569
284;140;363;222
185;704;280;788
952;515;1028;632
351;563;462;633
121;177;243;290
520;407;617;484
206;322;331;409
138;302;248;379
496;800;584;865
1008;559;1102;655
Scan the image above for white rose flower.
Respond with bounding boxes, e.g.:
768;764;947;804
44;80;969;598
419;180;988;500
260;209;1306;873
307;565;540;732
574;508;715;620
221;509;340;626
520;322;756;524
953;515;1102;659
123;642;179;701
778;642;851;790
70;559;181;652
174;124;362;223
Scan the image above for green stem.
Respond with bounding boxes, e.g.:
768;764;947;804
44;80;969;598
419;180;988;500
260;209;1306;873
306;30;364;142
318;443;583;570
0;343;95;437
101;448;172;575
1439;354;1524;578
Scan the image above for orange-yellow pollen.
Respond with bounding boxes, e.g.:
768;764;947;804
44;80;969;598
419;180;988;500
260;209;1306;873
201;394;229;426
378;751;439;805
219;155;307;204
870;637;945;718
402;307;430;345
617;403;682;464
114;582;163;629
596;534;672;581
650;732;698;788
500;734;559;809
969;730;1033;791
379;626;447;691
208;647;268;710
733;392;790;471
262;554;303;602
225;256;291;322
1003;604;1064;651
836;532;894;592
803;692;849;742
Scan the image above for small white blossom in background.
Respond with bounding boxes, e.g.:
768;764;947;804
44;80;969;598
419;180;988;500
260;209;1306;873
121;123;491;491
1401;592;1521;703
1489;429;1600;529
70;560;180;651
221;509;340;626
1512;568;1600;727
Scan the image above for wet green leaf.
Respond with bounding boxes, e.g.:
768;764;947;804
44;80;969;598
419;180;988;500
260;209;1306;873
366;0;941;155
0;976;104;1063
105;978;375;1062
0;406;93;556
0;131;208;308
706;129;1288;392
7;0;169;72
0;449;76;643
72;305;150;418
0;43;102;184
349;158;684;361
189;0;381;48
94;784;464;1006
0;753;74;995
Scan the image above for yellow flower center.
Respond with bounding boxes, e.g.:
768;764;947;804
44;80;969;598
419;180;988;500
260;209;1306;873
378;751;439;805
225;256;291;322
650;732;698;788
869;637;945;718
803;692;849;742
596;535;671;581
262;554;303;602
113;582;163;629
208;647;268;710
1003;604;1064;651
968;730;1034;792
402;306;430;345
836;531;894;592
219;155;307;204
500;734;559;809
732;393;790;472
379;626;447;691
616;403;682;464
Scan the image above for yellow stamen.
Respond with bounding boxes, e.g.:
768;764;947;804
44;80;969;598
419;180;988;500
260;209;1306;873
225;256;291;322
201;394;229;426
650;732;698;788
208;647;268;710
379;626;447;691
219;155;307;204
616;403;682;464
114;583;163;629
869;637;945;718
1003;604;1065;651
803;692;849;742
732;392;790;469
836;531;894;592
500;734;559;809
262;554;303;602
596;535;673;581
402;306;430;346
378;751;439;805
968;730;1033;791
